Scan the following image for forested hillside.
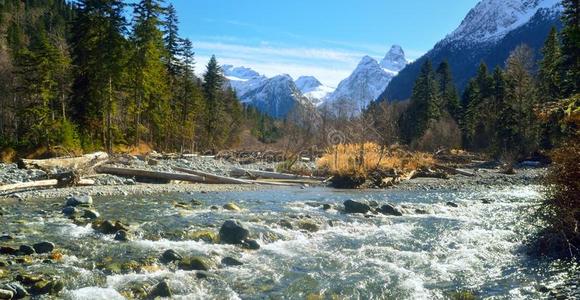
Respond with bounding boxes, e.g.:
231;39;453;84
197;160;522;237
0;0;280;156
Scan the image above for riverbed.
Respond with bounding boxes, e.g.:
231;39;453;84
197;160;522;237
0;169;578;299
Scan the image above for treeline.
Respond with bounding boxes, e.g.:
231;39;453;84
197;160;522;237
369;0;579;161
0;0;280;155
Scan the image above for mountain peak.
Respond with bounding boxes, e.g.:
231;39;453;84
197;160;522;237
222;65;262;80
295;76;322;93
380;45;408;72
442;0;562;46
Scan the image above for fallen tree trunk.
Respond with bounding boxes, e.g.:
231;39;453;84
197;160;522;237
95;166;205;183
0;179;95;193
173;167;252;184
18;152;109;174
230;168;324;181
434;164;476;177
174;167;300;186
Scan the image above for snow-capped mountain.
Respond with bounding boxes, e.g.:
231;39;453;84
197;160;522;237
222;65;310;118
294;76;334;106
239;74;310;119
442;0;562;46
380;45;408;72
322;45;408;115
383;0;563;101
222;65;267;97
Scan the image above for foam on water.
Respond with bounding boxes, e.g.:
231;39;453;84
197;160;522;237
65;287;125;300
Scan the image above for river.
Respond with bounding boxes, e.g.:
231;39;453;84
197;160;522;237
0;176;578;299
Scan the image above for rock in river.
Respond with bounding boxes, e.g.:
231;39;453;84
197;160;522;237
61;206;78;216
223;203;242;211
114;230;130;242
19;245;35;255
0;282;29;299
32;242;55;254
82;209;100;220
221;257;243;266
161;249;182;263
0;289;13;299
446;202;459;208
178;256;210;271
344;200;371;214
65;194;93;207
241;239;261;250
219;220;249;244
147;280;172;299
378;204;403;216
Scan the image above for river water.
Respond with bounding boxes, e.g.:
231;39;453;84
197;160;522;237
0;181;578;299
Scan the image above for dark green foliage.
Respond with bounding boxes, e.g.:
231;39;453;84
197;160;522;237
399;60;441;143
560;0;580;97
436;61;461;120
539;27;562;102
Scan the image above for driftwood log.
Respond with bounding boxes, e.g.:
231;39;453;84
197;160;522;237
230;168;324;181
18;152;109;174
434;164;476;177
174;167;300;186
0;179;95;193
95;166;205;183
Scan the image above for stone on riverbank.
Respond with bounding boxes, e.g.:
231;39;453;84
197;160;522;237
219;220;249;244
344;200;371;214
0;282;28;299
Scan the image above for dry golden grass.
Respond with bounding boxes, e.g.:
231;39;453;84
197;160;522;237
317;142;434;176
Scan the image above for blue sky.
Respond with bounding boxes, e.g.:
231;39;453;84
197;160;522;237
166;0;480;86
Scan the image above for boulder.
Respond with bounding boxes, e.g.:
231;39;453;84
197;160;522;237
114;230;130;242
18;245;35;255
344;200;371;214
30;279;64;295
0;246;18;255
178;256;210;271
241;239;260;250
279;219;293;229
223;203;242;211
93;220;129;234
219;220;249;244
161;249;182;263
0;282;28;299
147;280;172;299
61;206;78;216
65;195;93;207
297;220;319;232
221;257;243;266
378;204;403;216
0;289;13;299
32;242;55;254
82;209;100;220
446;202;459;208
322;204;332;210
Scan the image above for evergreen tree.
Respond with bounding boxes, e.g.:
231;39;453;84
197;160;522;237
539;27;562;102
202;55;226;150
461;79;481;148
163;3;182;76
436;61;461;120
131;0;170;148
177;39;202;152
500;44;540;158
560;0;580;97
71;0;128;152
400;59;441;143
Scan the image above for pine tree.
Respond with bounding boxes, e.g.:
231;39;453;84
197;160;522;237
400;59;441;143
202;55;226;150
177;39;202;152
131;0;170;148
500;44;540;158
436;61;461;120
71;0;128;152
490;67;507;154
163;3;182;77
539;27;562;102
560;0;580;97
461;79;481;148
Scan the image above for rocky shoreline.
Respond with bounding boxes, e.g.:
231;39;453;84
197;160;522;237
0;154;548;201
